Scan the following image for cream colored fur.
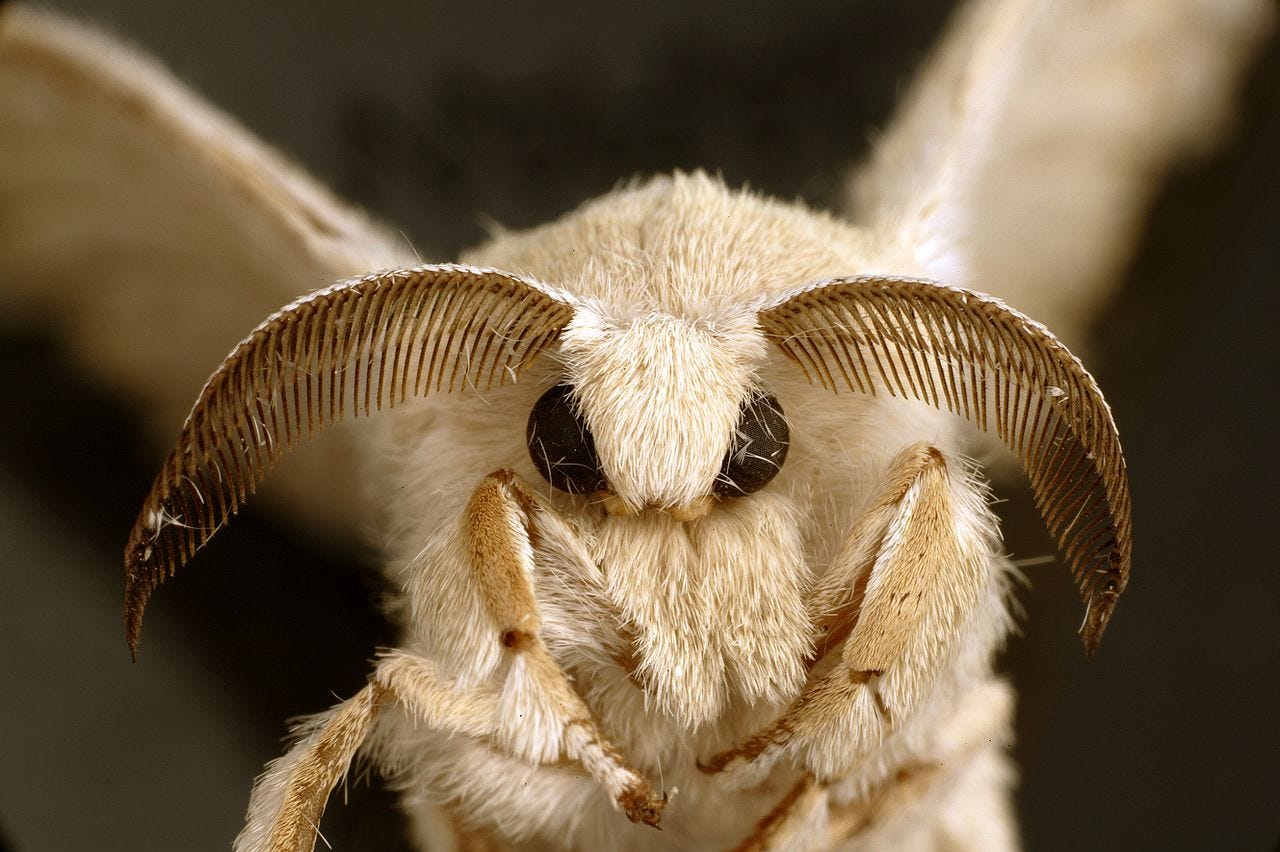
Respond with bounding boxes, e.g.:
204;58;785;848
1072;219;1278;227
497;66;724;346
0;1;1271;850
846;0;1271;346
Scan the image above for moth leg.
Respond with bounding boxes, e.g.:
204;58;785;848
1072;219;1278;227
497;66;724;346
235;683;387;852
373;644;663;825
730;763;962;852
729;775;828;852
236;466;666;852
455;469;666;825
702;443;999;785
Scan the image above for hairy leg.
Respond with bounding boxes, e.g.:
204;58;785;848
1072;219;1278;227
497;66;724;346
236;470;665;851
235;684;387;852
702;443;1005;797
457;470;665;824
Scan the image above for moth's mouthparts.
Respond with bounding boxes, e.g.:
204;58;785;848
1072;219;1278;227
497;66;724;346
600;492;714;522
665;496;714;522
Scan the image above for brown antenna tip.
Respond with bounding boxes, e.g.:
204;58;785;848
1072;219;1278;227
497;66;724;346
1081;567;1126;659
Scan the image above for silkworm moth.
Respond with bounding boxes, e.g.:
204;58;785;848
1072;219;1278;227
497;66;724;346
0;1;1269;849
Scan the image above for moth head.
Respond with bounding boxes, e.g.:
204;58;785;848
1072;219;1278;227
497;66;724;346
123;264;1129;659
543;303;774;516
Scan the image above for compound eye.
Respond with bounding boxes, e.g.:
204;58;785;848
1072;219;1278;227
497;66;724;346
715;391;789;498
527;383;607;494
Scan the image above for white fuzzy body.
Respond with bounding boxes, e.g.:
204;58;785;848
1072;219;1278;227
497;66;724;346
0;1;1270;849
357;175;1017;849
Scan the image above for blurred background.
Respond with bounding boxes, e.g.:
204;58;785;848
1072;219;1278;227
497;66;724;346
0;1;1276;850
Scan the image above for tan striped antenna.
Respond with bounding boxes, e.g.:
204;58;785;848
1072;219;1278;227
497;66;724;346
123;264;577;654
757;276;1131;656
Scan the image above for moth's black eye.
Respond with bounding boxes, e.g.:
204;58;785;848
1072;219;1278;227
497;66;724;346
715;392;789;498
527;383;607;495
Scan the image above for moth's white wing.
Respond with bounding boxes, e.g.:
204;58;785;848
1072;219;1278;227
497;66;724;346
0;6;409;537
846;0;1273;343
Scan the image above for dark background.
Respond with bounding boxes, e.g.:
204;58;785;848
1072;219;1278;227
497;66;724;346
1;1;1277;850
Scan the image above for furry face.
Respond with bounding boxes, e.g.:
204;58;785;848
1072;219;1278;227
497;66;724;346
387;174;968;732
